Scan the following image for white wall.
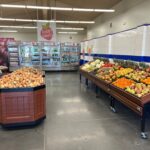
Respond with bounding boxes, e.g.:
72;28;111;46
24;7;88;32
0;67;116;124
87;0;150;39
0;32;37;42
0;32;85;43
57;34;86;43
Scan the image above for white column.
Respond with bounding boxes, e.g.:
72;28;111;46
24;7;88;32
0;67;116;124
141;26;147;56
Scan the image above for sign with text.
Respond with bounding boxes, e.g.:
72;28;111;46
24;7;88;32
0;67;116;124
37;22;56;42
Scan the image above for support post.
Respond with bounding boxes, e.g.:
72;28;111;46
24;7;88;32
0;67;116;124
141;105;148;139
110;98;117;113
85;78;88;87
80;74;81;83
95;85;99;98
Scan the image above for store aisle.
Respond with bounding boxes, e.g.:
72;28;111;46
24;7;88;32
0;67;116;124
0;72;150;150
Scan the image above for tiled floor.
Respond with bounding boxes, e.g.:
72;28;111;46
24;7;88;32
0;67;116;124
0;72;150;150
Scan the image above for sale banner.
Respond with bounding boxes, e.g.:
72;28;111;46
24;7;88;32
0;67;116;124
37;22;56;42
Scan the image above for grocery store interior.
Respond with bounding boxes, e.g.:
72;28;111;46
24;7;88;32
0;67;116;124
1;0;150;150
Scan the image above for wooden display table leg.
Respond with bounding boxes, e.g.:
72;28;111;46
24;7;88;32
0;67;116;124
95;85;99;98
141;105;148;139
80;74;82;83
85;78;88;88
110;97;117;113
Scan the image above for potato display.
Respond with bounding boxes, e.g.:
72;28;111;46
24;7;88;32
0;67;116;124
0;67;44;88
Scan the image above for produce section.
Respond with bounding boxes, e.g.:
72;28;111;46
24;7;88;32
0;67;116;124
80;58;150;139
0;67;46;127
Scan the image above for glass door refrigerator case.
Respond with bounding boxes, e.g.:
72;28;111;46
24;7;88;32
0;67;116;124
41;42;51;70
60;43;80;70
50;42;61;70
19;42;32;67
31;42;41;68
7;41;20;71
69;43;80;70
60;43;71;70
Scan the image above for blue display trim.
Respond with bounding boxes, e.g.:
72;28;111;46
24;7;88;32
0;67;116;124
80;53;150;63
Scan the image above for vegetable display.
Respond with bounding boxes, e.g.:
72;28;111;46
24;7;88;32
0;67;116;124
0;67;44;88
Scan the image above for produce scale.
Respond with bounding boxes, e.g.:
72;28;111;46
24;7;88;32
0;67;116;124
80;59;150;139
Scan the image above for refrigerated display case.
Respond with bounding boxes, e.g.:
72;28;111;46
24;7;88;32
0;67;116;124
8;42;80;71
50;42;61;70
20;42;32;67
69;43;80;70
31;43;41;68
7;41;20;71
60;43;80;70
41;42;51;70
41;42;61;70
61;43;70;69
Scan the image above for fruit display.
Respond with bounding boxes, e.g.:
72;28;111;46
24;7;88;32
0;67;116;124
125;70;149;82
125;83;150;97
115;68;133;77
81;59;104;72
112;77;134;89
0;67;44;88
96;68;117;83
102;63;114;68
141;77;150;85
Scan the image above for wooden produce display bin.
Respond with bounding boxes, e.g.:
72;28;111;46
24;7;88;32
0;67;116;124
80;68;150;139
79;69;110;93
0;84;46;127
109;84;143;115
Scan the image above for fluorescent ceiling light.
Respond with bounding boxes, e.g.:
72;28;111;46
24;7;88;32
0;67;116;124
0;17;15;21
0;4;115;13
0;30;18;32
73;8;94;12
15;19;33;22
27;5;49;9
58;32;78;34
94;9;115;12
0;17;94;24
0;25;37;29
0;4;25;8
57;27;84;30
51;7;72;11
0;25;83;30
79;21;95;24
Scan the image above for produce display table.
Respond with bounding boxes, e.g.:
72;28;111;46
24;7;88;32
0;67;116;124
80;68;150;139
0;84;46;128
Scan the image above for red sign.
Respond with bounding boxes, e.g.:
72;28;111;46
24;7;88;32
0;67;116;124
40;23;53;40
0;38;14;66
